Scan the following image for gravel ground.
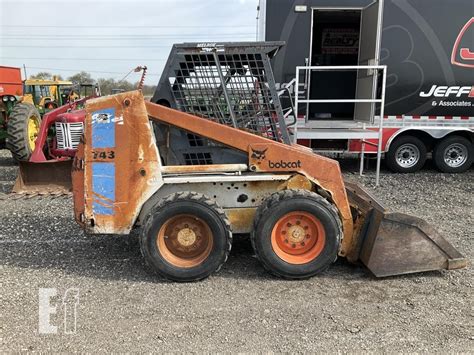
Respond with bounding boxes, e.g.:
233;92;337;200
0;149;472;352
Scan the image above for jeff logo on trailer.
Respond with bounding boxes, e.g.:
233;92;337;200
91;108;116;216
451;17;474;68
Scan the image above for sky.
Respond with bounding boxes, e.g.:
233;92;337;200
0;0;259;85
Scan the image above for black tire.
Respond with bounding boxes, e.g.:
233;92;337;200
251;189;342;279
140;191;232;282
433;135;473;173
6;102;41;161
386;135;427;173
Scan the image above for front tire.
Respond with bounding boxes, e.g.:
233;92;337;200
433;135;473;173
251;189;342;279
140;192;232;282
386;135;427;173
6;102;41;161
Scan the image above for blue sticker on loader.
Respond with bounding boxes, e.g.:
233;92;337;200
92;162;115;215
92;108;115;148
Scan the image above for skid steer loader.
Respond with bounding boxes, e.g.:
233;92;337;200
70;90;466;281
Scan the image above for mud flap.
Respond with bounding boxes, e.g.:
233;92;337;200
346;182;467;277
12;160;73;195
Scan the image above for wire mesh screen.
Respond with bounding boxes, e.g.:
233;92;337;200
155;42;289;143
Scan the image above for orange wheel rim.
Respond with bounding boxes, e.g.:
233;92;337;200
271;211;325;265
157;214;213;268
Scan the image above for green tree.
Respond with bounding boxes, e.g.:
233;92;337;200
29;72;63;80
68;71;94;85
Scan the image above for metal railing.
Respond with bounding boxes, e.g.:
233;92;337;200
294;65;387;186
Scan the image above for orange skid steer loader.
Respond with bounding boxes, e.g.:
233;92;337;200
71;91;466;281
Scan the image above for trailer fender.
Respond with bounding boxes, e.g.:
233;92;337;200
385;127;474;152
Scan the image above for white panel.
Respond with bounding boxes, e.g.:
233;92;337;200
354;0;384;122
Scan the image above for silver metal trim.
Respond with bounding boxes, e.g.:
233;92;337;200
163;174;291;184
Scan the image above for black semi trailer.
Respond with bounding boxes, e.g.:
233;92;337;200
259;0;473;173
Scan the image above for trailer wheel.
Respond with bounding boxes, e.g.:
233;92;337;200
433;135;473;173
6;102;42;161
386;135;427;173
140;192;232;282
251;189;341;279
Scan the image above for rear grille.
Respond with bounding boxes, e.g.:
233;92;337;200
183;152;213;165
55;122;84;150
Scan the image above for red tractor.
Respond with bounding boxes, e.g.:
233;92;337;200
13;66;147;194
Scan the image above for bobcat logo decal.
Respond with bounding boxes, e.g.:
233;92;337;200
251;147;268;161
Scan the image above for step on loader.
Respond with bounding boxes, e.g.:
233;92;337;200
70;90;466;281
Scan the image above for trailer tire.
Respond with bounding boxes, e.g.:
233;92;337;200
140;192;232;282
433;135;473;173
386;135;427;173
251;189;341;279
6;102;41;161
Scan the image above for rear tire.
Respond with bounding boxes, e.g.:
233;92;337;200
251;189;342;279
386;135;427;173
140;192;232;282
433;135;473;173
6;102;41;161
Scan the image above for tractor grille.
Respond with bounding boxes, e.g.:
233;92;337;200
55;122;84;150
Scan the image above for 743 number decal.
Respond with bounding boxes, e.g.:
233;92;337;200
92;151;115;160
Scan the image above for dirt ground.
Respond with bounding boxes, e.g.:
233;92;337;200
0;149;472;352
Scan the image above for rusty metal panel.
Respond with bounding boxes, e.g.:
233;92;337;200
81;91;162;234
226;208;257;234
136;177;286;226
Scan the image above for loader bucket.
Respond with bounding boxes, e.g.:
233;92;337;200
12;160;73;195
346;182;467;277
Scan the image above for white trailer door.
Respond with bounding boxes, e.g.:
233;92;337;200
353;0;384;122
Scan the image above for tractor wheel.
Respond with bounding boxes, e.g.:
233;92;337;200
140;192;232;282
6;102;42;161
433;135;473;173
251;189;342;279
